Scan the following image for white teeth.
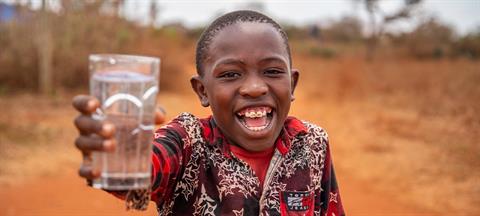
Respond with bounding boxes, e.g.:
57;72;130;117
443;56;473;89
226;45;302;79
236;107;272;132
243;109;267;118
246;125;268;131
236;106;273;119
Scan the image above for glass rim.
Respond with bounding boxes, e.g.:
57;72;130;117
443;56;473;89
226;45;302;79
89;54;160;64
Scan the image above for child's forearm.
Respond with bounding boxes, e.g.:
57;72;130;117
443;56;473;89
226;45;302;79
150;115;189;203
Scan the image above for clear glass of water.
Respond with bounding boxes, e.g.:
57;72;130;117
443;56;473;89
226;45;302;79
89;54;160;190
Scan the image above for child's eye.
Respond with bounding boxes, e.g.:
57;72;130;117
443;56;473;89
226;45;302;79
264;68;285;76
218;71;241;79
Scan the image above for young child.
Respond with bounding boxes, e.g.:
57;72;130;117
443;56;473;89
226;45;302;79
73;10;345;216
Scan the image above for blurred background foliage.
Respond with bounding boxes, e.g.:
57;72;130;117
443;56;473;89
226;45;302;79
0;0;479;94
0;0;479;215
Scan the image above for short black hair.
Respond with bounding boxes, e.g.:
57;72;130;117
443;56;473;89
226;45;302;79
195;10;292;76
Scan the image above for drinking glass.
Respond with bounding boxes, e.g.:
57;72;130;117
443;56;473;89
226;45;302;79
89;54;160;190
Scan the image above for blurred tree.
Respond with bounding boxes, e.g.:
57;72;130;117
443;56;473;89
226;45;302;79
149;0;161;27
323;16;363;43
0;0;145;91
309;24;321;40
406;17;454;59
454;27;480;59
353;0;423;60
92;0;125;17
283;24;309;40
36;0;53;94
113;0;124;18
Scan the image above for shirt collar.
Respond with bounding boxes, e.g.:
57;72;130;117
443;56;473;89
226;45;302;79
201;116;307;158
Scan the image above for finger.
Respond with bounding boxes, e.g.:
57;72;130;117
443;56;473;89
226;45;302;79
75;135;116;152
98;122;115;138
78;165;101;180
72;95;100;115
74;115;101;135
155;106;166;125
74;115;115;138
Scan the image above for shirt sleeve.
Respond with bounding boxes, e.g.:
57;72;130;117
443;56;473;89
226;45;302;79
149;117;188;204
320;137;346;216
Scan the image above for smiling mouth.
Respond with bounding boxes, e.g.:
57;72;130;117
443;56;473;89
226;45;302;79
235;106;274;132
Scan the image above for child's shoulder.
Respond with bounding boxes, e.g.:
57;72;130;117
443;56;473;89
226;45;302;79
166;112;204;126
287;116;328;132
287;116;329;142
164;112;212;135
158;112;202;135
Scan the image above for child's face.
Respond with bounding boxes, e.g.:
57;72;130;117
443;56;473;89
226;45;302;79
192;22;299;151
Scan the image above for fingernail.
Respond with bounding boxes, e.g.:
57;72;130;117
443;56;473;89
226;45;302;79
101;123;115;137
103;139;116;152
87;99;99;112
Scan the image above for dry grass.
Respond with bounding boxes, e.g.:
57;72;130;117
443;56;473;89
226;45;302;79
1;5;479;214
0;94;79;184
292;55;480;214
0;49;479;214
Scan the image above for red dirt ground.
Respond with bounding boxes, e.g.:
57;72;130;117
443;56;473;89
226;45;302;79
0;163;440;216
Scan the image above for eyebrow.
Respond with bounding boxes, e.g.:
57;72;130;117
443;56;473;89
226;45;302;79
215;58;246;67
259;56;288;67
214;56;288;68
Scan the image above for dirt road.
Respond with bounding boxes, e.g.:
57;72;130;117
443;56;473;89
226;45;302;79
0;92;447;216
0;165;439;216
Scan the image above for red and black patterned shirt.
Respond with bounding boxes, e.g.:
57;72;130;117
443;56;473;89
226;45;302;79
144;112;344;215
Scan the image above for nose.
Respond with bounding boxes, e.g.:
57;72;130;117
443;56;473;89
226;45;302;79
239;74;268;98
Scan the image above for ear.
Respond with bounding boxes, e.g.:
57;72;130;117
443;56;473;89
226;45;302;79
290;69;300;102
190;75;210;107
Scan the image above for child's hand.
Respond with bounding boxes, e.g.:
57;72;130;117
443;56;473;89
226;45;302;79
72;95;166;182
